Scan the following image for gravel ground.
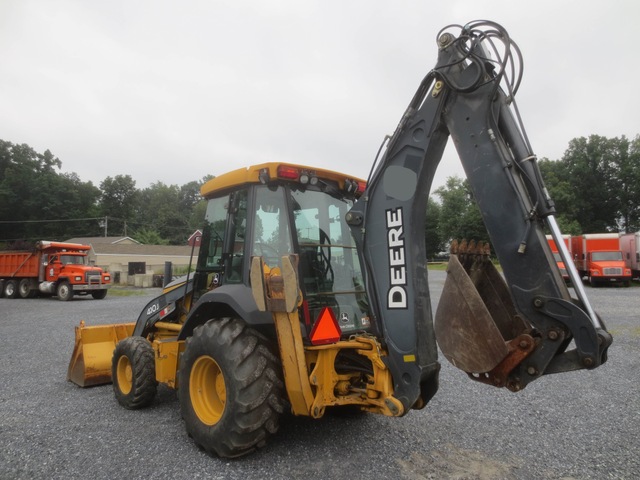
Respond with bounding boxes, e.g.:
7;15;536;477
0;273;638;480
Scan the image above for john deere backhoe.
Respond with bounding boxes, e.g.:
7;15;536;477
68;20;611;458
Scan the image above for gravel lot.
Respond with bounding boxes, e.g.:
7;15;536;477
1;272;638;480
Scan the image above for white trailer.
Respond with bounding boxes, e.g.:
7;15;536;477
620;232;640;279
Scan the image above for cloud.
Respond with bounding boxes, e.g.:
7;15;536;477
1;0;638;191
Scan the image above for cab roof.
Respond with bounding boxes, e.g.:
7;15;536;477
200;162;366;199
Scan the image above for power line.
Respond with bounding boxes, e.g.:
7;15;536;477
0;217;104;224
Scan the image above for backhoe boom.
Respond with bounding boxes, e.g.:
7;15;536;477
347;21;611;411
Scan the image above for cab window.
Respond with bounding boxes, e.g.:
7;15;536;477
199;195;229;270
251;185;291;268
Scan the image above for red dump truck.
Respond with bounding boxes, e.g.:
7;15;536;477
0;241;111;300
619;231;640;279
545;234;571;281
571;233;631;287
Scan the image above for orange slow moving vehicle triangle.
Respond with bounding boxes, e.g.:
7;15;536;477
309;307;342;345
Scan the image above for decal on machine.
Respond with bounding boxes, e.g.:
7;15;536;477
386;207;408;309
146;302;160;316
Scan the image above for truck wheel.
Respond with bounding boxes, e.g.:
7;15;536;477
112;337;157;409
56;281;74;301
92;289;108;299
18;279;36;298
179;317;285;458
4;280;18;299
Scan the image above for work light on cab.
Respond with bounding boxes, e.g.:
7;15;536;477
277;165;300;180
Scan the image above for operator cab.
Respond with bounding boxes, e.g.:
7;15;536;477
193;163;371;338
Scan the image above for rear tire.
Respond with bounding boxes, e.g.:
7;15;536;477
4;280;18;299
179;317;285;458
19;279;36;298
112;336;157;409
57;281;74;301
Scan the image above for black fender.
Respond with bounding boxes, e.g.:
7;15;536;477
177;284;274;341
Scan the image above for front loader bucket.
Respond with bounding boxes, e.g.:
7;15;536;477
67;321;135;387
434;241;532;387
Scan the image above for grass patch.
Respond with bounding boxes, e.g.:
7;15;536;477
108;287;148;297
427;261;503;272
427;262;448;271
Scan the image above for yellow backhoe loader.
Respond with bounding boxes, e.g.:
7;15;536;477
68;20;611;458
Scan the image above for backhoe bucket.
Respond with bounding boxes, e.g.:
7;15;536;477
67;321;135;387
434;241;531;386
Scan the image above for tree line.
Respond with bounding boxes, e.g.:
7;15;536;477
2;134;639;252
425;134;640;258
0;139;210;246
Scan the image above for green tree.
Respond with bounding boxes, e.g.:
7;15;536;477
433;176;487;245
99;175;138;235
425;197;444;259
540;134;640;233
0;140;100;241
614;135;640;232
538;158;582;235
187;175;214;231
133;227;169;245
189;200;208;231
559;135;621;232
136;182;188;244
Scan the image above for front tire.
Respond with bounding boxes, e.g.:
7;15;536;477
57;281;74;301
112;337;157;409
179;318;285;458
92;289;108;299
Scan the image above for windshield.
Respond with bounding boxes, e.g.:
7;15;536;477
290;186;370;334
60;254;87;265
591;251;622;262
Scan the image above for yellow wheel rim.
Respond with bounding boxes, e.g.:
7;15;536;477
116;355;133;395
190;355;226;426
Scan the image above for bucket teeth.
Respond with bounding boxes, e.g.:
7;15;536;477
467;239;476;253
450;239;491;257
450;239;459;254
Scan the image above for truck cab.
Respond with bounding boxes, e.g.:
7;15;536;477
39;242;112;300
571;234;632;287
584;250;630;287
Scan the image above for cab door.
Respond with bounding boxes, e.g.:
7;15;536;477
47;255;61;280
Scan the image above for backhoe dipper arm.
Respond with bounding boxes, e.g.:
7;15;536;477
346;21;611;412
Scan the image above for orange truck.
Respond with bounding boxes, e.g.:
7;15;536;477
571;233;631;287
545;234;571;281
0;241;111;300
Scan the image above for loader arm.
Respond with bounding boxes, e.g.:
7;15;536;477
347;21;611;412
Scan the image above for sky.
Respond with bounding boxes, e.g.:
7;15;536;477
1;0;638;193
